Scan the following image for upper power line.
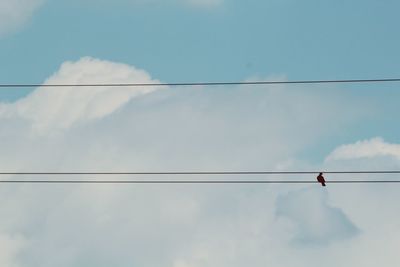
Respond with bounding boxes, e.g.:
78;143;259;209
1;78;400;88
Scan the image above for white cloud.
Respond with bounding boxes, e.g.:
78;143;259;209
1;56;396;267
326;137;400;161
276;187;359;245
0;57;163;133
0;0;44;36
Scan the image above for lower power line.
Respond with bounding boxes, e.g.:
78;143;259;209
0;180;400;184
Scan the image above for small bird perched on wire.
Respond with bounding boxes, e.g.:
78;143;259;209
317;172;326;186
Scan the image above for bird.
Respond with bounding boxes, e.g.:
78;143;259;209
317;172;326;186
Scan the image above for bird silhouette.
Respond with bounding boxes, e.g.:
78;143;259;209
317;172;326;186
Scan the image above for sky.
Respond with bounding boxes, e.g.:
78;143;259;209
1;0;400;266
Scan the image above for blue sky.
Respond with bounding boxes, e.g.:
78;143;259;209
2;0;400;85
1;1;400;266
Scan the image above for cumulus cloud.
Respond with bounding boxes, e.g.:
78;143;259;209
0;0;44;36
0;57;163;133
0;56;388;266
326;137;400;161
276;187;359;246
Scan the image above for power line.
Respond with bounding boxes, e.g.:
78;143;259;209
0;180;399;184
1;78;400;88
0;171;399;184
0;171;399;175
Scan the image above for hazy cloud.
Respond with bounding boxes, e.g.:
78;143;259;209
0;233;25;267
0;0;44;36
183;0;223;8
97;0;223;9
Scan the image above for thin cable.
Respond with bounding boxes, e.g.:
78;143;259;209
0;180;399;184
0;171;399;184
1;78;400;88
0;171;400;175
